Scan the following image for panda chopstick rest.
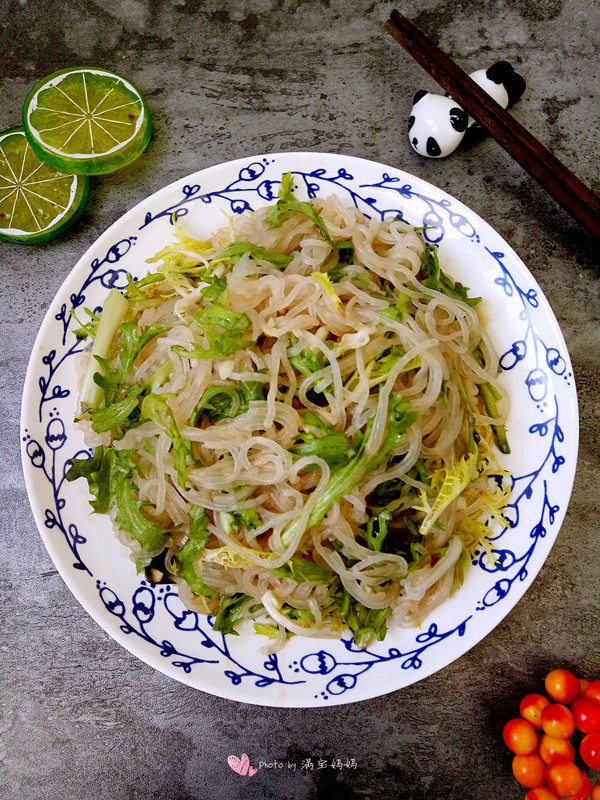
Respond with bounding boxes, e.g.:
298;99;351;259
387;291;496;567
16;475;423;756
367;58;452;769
408;61;526;158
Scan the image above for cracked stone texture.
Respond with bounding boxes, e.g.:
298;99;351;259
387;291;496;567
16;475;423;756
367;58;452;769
1;1;599;798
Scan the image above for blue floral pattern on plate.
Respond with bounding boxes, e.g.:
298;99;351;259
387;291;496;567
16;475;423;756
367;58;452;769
21;153;577;707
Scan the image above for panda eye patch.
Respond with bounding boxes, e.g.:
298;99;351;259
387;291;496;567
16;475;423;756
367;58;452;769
426;137;441;157
408;115;415;131
450;108;467;132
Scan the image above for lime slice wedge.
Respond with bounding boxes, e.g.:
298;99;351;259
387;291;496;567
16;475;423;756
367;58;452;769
0;126;89;243
22;67;152;175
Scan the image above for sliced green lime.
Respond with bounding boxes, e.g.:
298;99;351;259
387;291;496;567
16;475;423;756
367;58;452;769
22;67;152;175
0;126;89;244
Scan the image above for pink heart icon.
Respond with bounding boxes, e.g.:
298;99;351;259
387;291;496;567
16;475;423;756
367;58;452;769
228;753;257;776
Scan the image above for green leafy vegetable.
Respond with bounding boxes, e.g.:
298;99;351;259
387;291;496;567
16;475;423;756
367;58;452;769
214;241;293;268
287;334;322;377
174;506;218;598
379;292;413;323
89;384;145;433
281;394;420;548
471;346;511;454
190;381;265;424
212;593;258;636
219;508;263;535
200;274;228;303
455;372;481;458
173;302;254;360
420;245;481;307
140;394;190;489
268;172;353;252
66;447;169;570
369;478;403;508
90;321;167;414
417;453;478;536
337;245;355;265
144;361;173;394
365;509;392;552
123;272;166;308
290;412;355;468
327;266;346;283
78;288;129;413
279;605;315;623
339;588;389;649
371;346;421;378
232;508;262;530
70;306;100;340
111;322;167;398
253;622;280;640
369;395;422;470
271;556;335;585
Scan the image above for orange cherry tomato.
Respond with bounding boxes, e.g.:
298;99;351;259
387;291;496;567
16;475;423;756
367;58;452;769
584;680;600;705
541;703;576;738
572;698;600;734
546;757;584;797
545;669;581;705
521;693;551;729
503;718;538;754
538;733;576;764
591;781;600;800
565;771;592;800
526;788;561;800
512;753;547;788
580;732;600;770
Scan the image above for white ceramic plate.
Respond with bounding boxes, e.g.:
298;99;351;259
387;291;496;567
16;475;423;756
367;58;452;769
21;152;578;707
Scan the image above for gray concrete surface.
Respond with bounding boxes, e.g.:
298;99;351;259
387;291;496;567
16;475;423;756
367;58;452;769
1;1;599;798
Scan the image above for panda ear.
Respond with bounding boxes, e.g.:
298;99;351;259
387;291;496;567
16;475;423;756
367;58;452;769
449;107;468;132
486;61;514;84
486;61;526;104
505;72;526;105
408;115;415;131
412;89;427;106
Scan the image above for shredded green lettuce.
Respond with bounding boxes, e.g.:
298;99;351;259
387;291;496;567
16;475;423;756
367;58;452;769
290;412;355;468
253;622;280;640
213;241;293;268
271;556;336;585
471;345;511;454
338;588;389;649
212;593;260;636
78;289;130;413
218;508;263;535
190;381;265;424
365;509;392;552
268;172;354;252
172;302;254;360
420;245;481;307
288;334;322;377
379;292;413;323
70;306;101;340
66;447;169;570
417;452;478;536
140;394;190;489
281;394;421;548
174;506;218;598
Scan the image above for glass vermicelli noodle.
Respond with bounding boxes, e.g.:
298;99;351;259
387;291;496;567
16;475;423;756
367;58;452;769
67;174;512;652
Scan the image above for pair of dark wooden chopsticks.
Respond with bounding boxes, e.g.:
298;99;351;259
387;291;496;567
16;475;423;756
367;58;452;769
385;10;600;240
